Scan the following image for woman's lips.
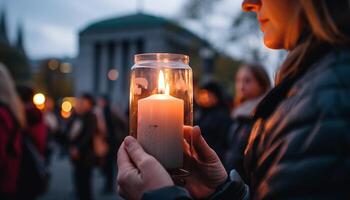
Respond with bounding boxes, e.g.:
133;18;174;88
258;18;269;24
258;18;269;31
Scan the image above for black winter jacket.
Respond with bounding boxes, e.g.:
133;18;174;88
142;47;350;200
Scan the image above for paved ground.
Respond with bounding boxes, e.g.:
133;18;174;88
38;148;123;200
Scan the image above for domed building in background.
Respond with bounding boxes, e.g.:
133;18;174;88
76;13;216;111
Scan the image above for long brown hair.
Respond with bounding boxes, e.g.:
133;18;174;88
276;0;350;84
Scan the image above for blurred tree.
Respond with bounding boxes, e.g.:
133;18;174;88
16;23;25;54
180;0;243;94
0;11;31;83
181;0;223;42
230;12;258;41
182;0;222;19
213;54;241;96
229;11;265;62
181;0;267;63
0;45;31;83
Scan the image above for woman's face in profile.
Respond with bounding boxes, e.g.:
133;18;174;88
242;0;301;49
235;67;262;102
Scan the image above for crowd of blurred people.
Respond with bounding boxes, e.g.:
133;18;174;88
1;59;273;200
0;63;127;200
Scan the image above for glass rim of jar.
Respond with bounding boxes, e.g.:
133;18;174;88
134;53;189;65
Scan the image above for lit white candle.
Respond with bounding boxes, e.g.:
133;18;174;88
137;70;184;169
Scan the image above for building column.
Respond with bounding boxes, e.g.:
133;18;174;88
93;42;101;95
99;43;109;95
107;41;116;99
117;40;130;112
113;42;123;106
75;40;95;95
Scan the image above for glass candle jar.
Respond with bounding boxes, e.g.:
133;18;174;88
129;53;193;171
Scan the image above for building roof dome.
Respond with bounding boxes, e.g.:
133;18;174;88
83;13;170;32
80;13;203;42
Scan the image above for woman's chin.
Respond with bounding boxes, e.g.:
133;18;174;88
263;36;284;50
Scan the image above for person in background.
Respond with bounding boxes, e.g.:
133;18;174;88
94;95;128;194
43;96;60;165
16;86;47;156
16;86;48;200
0;63;25;200
111;105;128;150
232;64;271;115
116;0;350;199
97;95;117;194
43;97;59;138
195;81;232;161
67;93;97;200
224;64;271;176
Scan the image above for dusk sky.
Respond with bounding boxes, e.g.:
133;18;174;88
2;0;281;75
2;0;194;59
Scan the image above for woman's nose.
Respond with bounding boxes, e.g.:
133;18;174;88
242;0;261;12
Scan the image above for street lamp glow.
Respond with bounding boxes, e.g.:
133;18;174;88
60;63;72;73
61;101;72;112
33;93;46;105
48;59;59;70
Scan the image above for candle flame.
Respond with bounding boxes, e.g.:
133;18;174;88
158;70;170;95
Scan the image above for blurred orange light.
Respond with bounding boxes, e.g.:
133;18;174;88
48;60;59;70
33;93;46;110
197;89;212;107
36;104;45;110
61;101;72;112
62;97;76;107
61;110;71;119
107;69;119;81
60;63;72;73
